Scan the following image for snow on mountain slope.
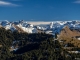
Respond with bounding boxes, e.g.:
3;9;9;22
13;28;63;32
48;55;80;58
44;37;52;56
34;20;80;34
0;20;16;31
0;20;80;34
16;23;37;33
5;23;16;32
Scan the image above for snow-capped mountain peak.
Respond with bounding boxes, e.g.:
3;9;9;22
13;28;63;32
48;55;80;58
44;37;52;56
0;20;80;34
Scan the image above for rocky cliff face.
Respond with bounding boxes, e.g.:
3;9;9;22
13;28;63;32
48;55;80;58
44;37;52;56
59;26;80;39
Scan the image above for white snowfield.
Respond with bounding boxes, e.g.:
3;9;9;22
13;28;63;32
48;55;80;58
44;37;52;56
0;20;80;33
17;24;37;33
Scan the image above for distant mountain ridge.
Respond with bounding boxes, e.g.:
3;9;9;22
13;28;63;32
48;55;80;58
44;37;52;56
0;20;80;34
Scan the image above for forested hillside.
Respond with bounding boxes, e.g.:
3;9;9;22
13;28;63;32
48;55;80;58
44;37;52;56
0;27;76;60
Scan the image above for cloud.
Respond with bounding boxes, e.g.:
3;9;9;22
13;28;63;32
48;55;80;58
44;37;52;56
73;0;80;4
0;1;20;6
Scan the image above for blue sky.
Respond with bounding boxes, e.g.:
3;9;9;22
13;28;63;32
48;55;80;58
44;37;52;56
0;0;80;21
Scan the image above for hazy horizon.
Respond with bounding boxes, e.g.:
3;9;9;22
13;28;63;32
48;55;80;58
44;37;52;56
0;19;80;22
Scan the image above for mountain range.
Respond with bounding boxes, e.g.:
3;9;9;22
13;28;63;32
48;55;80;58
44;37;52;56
0;20;80;34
